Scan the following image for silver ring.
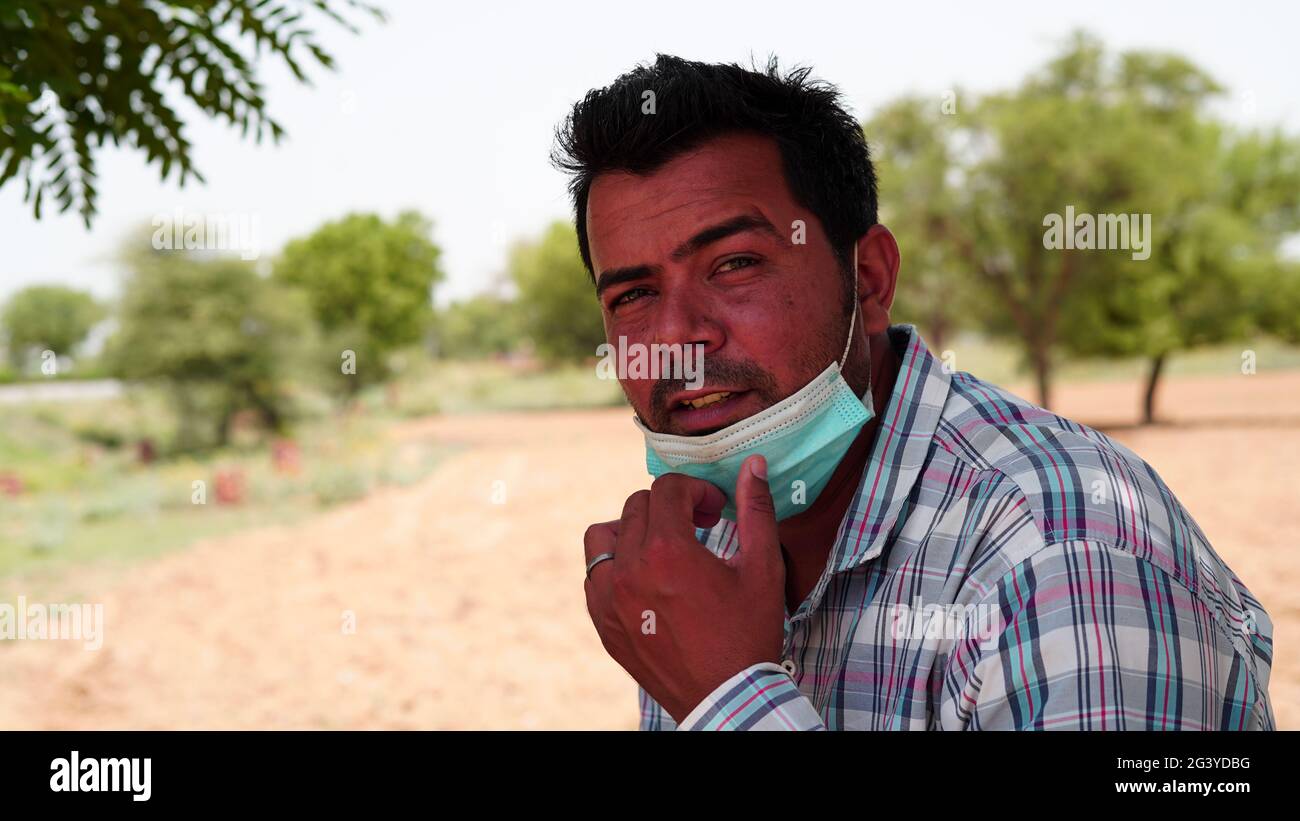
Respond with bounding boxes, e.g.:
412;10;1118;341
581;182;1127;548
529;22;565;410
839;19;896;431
585;552;615;579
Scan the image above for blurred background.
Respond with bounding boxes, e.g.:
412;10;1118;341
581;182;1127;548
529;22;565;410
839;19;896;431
0;0;1297;729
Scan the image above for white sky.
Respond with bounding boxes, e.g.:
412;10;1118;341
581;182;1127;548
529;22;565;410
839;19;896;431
1;0;1296;306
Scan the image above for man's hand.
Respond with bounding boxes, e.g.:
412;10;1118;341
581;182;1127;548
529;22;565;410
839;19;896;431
583;454;786;723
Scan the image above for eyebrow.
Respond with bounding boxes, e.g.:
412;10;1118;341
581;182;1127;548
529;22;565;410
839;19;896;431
594;213;784;297
595;264;660;298
669;213;783;261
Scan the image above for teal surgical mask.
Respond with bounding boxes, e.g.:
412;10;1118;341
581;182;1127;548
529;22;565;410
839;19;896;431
634;251;873;522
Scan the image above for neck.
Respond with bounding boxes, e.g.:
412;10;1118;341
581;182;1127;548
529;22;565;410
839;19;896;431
776;331;899;606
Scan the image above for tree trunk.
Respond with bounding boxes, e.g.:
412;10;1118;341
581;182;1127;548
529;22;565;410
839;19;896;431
1030;345;1053;410
1143;353;1166;425
928;314;949;358
173;386;201;453
217;405;235;448
248;386;284;433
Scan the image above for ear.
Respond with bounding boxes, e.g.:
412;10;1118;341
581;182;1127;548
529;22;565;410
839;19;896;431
854;224;900;334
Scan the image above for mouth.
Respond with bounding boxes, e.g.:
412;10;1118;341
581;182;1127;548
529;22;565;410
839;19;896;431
665;388;755;435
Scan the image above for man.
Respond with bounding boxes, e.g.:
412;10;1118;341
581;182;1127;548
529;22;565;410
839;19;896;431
556;55;1274;730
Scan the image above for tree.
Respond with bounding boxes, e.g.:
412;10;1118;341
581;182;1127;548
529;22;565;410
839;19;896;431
273;210;444;394
510;220;605;363
888;31;1283;413
104;237;311;451
0;284;103;370
1049;55;1300;422
864;95;974;353
0;0;382;226
948;32;1176;410
1255;261;1300;346
1225;132;1300;348
864;32;1300;417
436;294;521;359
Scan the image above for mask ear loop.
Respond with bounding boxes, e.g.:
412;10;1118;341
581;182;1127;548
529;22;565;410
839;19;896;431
838;246;858;369
838;245;873;405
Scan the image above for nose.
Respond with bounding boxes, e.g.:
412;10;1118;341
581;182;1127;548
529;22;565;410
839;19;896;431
652;281;724;358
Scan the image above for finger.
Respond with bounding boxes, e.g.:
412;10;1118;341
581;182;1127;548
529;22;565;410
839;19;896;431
647;473;727;542
583;520;619;565
583;568;613;640
582;519;619;585
732;454;781;571
691;479;726;529
615;489;651;555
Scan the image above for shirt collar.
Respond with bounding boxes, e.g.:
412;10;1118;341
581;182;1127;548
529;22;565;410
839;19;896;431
827;324;951;575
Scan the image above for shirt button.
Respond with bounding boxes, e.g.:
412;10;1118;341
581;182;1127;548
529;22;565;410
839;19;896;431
780;658;798;677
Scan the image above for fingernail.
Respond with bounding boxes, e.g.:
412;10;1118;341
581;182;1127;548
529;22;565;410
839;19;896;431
750;455;767;480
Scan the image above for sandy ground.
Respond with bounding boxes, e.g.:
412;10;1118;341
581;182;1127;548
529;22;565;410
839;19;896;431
0;370;1296;729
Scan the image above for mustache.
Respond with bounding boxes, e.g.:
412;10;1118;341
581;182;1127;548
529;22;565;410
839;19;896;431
648;355;780;427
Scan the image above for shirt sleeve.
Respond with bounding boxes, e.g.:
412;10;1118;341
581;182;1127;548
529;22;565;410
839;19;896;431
940;539;1275;730
673;662;826;731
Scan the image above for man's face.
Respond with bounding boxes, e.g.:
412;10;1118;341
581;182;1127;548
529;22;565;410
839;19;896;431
586;132;852;436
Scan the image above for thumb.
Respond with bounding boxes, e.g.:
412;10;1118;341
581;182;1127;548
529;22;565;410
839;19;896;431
733;454;781;569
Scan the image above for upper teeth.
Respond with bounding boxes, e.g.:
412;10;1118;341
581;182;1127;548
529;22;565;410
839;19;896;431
682;391;731;409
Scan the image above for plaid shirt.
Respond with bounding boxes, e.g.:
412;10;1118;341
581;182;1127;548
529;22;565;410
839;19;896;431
639;325;1275;730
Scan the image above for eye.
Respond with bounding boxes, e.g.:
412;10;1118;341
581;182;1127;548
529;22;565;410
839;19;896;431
611;286;652;309
715;255;760;275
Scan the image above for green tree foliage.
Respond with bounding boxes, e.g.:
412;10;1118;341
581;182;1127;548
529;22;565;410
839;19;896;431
272;210;444;393
0;284;103;369
104;239;311;451
436;293;521;359
949;32;1182;410
510;220;605;363
885;31;1300;414
864;95;973;353
1224;132;1300;350
1254;260;1300;345
0;0;382;226
1044;48;1300;421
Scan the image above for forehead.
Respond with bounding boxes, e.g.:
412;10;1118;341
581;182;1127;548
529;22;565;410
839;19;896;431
585;133;797;269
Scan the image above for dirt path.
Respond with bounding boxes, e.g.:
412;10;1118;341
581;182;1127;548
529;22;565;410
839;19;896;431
0;372;1296;729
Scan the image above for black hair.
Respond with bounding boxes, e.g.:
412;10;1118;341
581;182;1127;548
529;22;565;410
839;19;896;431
552;54;877;281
